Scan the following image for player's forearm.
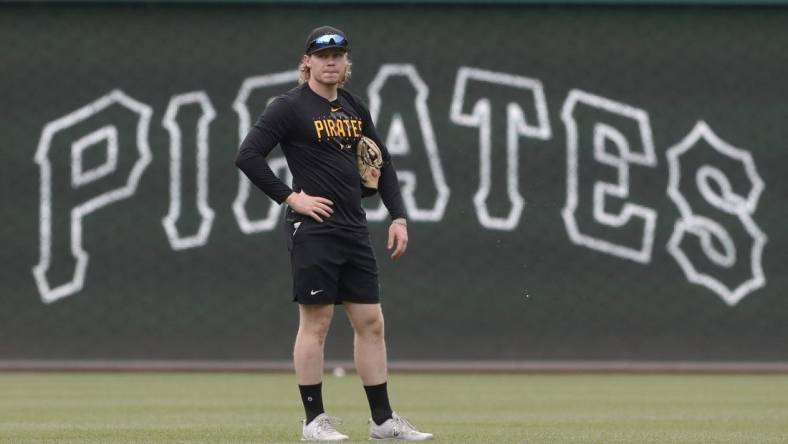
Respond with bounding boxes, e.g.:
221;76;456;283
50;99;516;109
377;162;406;221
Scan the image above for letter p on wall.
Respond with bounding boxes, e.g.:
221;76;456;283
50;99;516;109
32;90;152;304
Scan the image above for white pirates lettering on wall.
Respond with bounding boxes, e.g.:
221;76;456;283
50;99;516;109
560;89;658;264
31;67;768;305
450;66;552;231
32;89;152;304
162;91;217;250
364;64;450;222
666;121;767;306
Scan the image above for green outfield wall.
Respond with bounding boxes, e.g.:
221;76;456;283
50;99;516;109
2;3;787;361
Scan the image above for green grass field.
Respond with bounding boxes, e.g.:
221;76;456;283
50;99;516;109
1;372;787;443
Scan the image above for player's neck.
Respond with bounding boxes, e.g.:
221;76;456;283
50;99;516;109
307;78;339;102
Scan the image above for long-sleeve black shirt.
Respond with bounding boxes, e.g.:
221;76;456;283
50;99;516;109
235;82;406;233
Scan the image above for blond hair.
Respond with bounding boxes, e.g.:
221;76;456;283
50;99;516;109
298;55;352;87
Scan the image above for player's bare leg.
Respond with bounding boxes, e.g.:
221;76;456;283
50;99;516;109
345;302;433;440
345;302;387;385
294;303;334;384
294;303;348;441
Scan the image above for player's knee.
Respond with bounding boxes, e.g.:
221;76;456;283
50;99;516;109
307;318;332;340
299;318;332;342
354;313;384;339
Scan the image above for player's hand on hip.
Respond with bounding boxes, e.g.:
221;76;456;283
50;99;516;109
387;218;408;260
285;191;334;223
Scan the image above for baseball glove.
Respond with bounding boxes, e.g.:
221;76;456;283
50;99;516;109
356;135;384;190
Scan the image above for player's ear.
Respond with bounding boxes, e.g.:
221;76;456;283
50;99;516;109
302;54;310;67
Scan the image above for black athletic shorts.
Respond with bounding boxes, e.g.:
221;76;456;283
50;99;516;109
284;208;380;305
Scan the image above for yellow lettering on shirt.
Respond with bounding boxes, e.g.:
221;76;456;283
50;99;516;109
326;120;337;137
353;119;362;137
313;120;325;139
335;120;346;137
312;118;365;140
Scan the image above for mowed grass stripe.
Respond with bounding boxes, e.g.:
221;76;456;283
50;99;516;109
1;373;787;443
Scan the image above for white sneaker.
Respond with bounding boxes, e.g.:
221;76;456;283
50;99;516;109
368;412;433;441
301;413;349;441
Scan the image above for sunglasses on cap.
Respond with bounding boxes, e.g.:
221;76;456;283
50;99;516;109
306;34;349;54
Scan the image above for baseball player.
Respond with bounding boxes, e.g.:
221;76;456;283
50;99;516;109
235;26;433;441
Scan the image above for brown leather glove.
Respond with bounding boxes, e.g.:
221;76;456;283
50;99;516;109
356;136;384;190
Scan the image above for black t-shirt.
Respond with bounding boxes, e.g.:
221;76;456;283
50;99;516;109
236;82;406;232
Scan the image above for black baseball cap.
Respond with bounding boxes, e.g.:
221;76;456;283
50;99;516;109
304;26;350;55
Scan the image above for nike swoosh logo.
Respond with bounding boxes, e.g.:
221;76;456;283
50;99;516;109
310;289;324;296
331;106;341;112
